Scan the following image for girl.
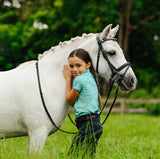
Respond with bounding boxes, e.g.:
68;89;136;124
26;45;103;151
62;49;103;158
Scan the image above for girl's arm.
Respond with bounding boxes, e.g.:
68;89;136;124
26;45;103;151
62;65;79;105
98;93;102;111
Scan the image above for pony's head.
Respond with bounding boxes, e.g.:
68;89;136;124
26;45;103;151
91;24;137;90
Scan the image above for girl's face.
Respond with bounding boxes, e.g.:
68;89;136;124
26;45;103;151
68;56;91;77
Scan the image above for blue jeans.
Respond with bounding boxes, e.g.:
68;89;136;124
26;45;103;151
68;117;103;158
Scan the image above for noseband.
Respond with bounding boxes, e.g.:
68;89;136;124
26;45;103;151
96;34;131;85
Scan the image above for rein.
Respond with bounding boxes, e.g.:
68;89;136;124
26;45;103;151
35;34;131;134
35;61;77;134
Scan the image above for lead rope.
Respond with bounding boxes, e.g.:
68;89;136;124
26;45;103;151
36;61;77;134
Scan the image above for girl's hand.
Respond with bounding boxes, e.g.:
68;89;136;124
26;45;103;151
62;65;72;80
63;65;79;105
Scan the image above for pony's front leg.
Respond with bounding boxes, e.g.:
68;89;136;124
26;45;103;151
27;126;48;153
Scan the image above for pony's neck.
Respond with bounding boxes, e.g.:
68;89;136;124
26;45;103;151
37;33;97;76
38;33;96;60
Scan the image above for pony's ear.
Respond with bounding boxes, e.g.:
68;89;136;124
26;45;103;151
100;24;112;39
108;25;119;38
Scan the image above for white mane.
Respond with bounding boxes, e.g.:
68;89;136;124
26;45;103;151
38;33;95;60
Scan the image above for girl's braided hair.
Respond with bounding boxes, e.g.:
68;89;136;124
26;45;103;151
68;48;99;89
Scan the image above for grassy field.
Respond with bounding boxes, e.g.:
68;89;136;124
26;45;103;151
0;113;160;159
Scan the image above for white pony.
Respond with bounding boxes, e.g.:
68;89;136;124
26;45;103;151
0;24;137;152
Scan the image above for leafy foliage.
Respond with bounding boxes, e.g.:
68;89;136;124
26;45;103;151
0;0;160;95
146;103;160;116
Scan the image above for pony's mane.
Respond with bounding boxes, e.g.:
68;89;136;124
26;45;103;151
38;33;95;59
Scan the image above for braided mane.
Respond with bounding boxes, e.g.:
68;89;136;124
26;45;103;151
38;33;95;59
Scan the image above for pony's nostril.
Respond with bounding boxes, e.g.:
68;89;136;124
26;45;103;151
129;76;137;89
130;77;135;84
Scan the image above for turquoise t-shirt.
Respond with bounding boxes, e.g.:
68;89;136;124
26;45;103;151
73;69;100;118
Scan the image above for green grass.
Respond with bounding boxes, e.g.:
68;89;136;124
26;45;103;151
0;114;160;159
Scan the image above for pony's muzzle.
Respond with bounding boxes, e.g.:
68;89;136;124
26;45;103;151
119;75;137;90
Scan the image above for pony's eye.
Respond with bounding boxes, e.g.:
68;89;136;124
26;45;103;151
108;50;116;56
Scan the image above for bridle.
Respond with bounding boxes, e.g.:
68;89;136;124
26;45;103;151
96;34;131;84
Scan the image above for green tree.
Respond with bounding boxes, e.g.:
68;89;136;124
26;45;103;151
0;0;160;94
